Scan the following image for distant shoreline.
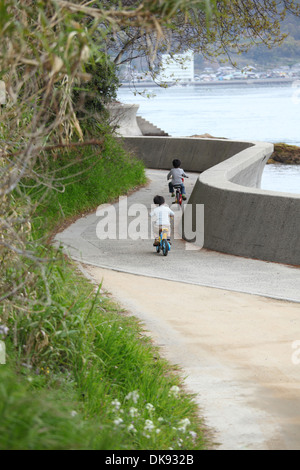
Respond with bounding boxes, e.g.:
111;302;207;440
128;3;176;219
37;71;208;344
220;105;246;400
120;77;297;88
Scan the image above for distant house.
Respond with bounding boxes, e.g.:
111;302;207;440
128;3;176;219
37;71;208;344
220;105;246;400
158;51;194;83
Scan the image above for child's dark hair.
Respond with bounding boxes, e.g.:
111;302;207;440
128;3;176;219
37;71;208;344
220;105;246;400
153;195;165;206
172;159;181;168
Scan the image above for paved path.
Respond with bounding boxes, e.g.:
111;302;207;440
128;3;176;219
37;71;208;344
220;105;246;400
81;265;300;450
55;170;300;303
55;169;300;450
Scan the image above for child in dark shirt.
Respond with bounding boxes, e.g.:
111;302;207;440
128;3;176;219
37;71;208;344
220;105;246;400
167;159;188;200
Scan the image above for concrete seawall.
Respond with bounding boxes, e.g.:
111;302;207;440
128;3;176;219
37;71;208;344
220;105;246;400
123;136;254;173
122;136;300;266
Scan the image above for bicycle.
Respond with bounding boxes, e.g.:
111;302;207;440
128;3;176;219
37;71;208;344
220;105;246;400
172;178;186;207
155;228;171;257
173;183;183;206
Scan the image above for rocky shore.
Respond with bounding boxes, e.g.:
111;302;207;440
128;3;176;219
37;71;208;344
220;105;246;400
268;143;300;165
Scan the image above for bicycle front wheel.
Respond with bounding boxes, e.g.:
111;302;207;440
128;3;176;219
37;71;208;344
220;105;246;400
162;239;168;256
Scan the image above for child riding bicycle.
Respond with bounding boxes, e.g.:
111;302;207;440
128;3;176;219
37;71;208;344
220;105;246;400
150;195;174;247
167;159;188;200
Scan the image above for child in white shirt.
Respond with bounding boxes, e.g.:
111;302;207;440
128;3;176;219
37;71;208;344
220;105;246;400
150;195;174;246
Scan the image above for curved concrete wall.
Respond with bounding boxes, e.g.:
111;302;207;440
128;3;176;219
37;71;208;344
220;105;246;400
123;136;254;173
122;136;300;266
109;103;143;136
184;142;300;266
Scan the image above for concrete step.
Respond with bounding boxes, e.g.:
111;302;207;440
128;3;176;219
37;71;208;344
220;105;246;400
137;116;169;136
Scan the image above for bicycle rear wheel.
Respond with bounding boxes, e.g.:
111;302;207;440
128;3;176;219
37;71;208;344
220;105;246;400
175;188;182;206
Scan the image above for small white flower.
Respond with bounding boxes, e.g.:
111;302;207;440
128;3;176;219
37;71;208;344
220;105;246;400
0;325;9;338
156;428;161;434
178;426;187;432
189;431;197;440
158;417;164;422
125;390;139;403
180;418;191;427
111;399;121;410
169;385;180;397
145;419;154;425
177;418;191;432
177;438;183;447
144;419;155;432
71;411;78;417
113;417;123;426
145;403;155;412
129;407;139;417
127;424;137;433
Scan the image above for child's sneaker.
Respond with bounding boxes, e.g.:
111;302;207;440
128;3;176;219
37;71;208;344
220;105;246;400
171;193;175;197
182;195;187;200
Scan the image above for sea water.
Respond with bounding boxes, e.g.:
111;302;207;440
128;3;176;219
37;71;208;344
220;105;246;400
118;83;300;194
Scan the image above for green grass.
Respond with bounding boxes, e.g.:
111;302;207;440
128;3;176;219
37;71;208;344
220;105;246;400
30;135;147;238
1;257;207;450
0;134;208;450
0;363;87;450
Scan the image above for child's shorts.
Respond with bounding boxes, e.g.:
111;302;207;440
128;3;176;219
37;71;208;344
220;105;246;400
154;225;171;238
